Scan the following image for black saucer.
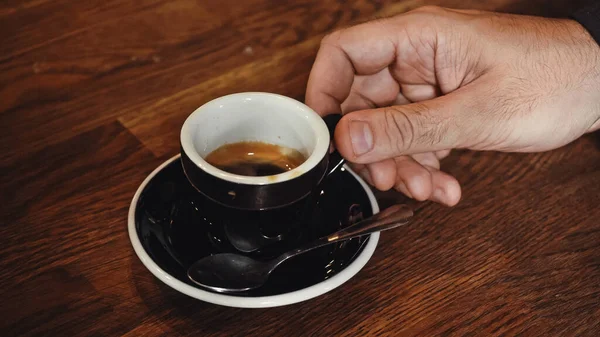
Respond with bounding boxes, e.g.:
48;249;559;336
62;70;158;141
133;156;375;297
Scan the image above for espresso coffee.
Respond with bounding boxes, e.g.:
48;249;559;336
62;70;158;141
205;141;306;176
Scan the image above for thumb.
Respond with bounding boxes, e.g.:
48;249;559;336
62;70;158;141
334;93;468;164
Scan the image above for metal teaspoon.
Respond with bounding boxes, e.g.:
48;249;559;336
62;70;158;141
188;204;413;293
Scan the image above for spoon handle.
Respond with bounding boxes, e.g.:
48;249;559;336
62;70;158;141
279;204;413;262
325;204;413;242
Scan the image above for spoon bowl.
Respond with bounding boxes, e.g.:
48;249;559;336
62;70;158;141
187;253;271;293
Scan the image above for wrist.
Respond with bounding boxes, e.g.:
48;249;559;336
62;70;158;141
571;1;600;46
570;2;600;130
565;19;600;132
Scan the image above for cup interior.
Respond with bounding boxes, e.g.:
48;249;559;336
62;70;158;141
180;93;330;185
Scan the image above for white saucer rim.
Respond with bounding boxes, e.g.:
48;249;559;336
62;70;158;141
127;154;380;308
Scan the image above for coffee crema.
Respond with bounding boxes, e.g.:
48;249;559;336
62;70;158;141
205;141;307;176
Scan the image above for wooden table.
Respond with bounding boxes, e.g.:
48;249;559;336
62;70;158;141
2;0;599;336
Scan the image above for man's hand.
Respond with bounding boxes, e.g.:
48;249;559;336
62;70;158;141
306;6;600;206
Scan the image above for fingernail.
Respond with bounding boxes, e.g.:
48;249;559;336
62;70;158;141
349;121;373;156
432;188;445;204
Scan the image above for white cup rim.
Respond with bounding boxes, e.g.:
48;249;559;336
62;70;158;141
180;92;331;186
128;154;380;308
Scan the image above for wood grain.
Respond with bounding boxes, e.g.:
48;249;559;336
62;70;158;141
1;0;599;336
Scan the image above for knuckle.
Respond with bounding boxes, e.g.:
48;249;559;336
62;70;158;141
416;164;433;182
414;171;433;201
383;106;415;154
411;5;446;16
416;5;444;13
321;29;343;47
384;104;446;153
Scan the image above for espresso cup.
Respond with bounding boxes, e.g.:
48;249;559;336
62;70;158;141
180;92;341;211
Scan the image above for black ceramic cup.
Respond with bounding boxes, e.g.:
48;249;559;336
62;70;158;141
180;92;342;211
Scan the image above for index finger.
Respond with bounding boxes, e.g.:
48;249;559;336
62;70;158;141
305;18;400;116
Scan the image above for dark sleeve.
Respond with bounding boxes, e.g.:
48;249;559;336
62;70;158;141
572;1;600;45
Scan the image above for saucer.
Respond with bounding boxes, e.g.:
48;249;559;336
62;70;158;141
128;154;380;308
